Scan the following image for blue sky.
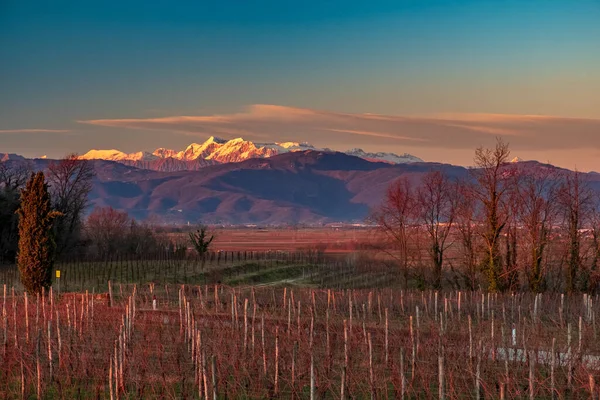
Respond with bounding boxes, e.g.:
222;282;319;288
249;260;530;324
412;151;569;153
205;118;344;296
1;1;599;169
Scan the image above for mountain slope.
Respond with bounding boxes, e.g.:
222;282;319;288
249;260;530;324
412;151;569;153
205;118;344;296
7;151;600;224
82;151;461;223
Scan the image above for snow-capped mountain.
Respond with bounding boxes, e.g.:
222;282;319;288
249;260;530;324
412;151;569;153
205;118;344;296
80;149;158;162
78;137;421;171
345;148;423;164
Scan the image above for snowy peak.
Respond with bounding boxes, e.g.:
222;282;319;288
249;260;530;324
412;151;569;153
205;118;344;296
261;142;316;152
205;136;228;145
80;149;129;161
152;147;178;159
510;156;523;163
345;148;423;164
80;149;157;162
78;137;421;169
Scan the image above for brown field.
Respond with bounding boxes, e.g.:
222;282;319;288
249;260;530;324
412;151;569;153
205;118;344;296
178;227;376;253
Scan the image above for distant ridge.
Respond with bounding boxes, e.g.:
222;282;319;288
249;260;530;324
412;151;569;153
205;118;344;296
5;150;600;225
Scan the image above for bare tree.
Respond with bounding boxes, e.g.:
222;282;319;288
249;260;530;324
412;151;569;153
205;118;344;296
47;154;95;257
415;171;456;289
558;170;593;293
0;160;32;191
0;160;32;261
85;206;130;257
372;177;418;288
470;138;512;292
511;167;560;292
124;220;160;256
454;180;480;290
588;194;600;293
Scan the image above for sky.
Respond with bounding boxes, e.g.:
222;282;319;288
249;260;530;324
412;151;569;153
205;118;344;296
1;0;599;170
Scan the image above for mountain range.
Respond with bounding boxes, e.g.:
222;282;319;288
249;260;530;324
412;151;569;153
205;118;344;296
84;150;458;224
3;145;597;225
78;137;423;171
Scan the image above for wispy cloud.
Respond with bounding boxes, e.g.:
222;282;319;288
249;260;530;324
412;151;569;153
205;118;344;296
0;128;71;134
79;104;600;151
324;128;431;142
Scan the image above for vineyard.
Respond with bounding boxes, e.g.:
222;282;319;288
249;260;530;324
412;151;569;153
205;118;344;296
1;283;599;399
0;251;405;293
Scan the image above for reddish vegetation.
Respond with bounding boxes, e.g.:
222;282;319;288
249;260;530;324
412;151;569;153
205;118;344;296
1;284;599;398
206;227;374;252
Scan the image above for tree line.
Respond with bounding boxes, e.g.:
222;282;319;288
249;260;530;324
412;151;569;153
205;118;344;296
0;156;196;265
0;155;206;294
373;139;600;294
0;155;94;263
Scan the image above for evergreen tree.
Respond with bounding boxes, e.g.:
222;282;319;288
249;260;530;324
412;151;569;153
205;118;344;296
17;172;60;294
189;226;214;257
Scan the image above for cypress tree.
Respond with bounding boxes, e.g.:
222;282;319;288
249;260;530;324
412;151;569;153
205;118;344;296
17;172;60;294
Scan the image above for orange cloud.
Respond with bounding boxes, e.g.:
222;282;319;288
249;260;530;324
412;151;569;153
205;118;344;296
79;104;600;151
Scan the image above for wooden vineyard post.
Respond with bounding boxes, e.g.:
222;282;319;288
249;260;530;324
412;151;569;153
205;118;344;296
551;338;556;400
344;319;349;375
385;308;389;367
36;329;42;399
349;293;353;332
21;357;25;400
438;336;445;400
326;305;331;367
458;291;461;320
25;292;29;344
340;366;346;400
211;355;217;400
368;332;374;400
410;315;416;379
244;298;248;353
475;340;481;400
400;348;406;399
560;293;564;326
568;323;573;390
252;300;256;355
261;315;267;376
56;311;62;369
288;299;292;337
47;320;53;380
468;315;473;360
292;341;297;400
310;351;316;400
108;280;113;307
202;352;209;400
528;351;535;400
13;288;17;348
109;360;114;400
274;326;279;396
